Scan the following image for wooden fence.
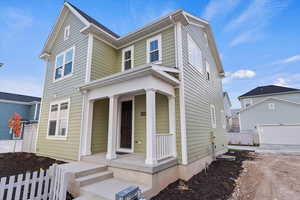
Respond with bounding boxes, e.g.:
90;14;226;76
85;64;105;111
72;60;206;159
0;164;68;200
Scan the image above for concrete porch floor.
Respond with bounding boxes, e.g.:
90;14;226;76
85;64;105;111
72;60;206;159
82;152;178;174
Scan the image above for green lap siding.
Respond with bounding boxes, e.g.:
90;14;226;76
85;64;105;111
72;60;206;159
90;27;176;80
91;99;109;153
37;12;88;161
90;38;119;80
134;95;146;153
156;93;169;134
182;24;227;163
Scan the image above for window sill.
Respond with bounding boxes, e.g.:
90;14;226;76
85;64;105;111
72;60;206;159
46;136;67;140
149;60;162;65
53;73;73;83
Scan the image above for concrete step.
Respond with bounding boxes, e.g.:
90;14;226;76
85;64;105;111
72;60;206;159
76;171;114;187
75;165;108;178
80;178;151;200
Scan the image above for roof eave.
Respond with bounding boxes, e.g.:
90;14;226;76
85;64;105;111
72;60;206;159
79;64;180;91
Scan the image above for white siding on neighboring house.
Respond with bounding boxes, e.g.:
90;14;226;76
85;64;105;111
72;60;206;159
240;98;300;131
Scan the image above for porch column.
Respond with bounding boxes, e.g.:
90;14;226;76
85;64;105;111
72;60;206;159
168;95;177;157
81;97;94;156
106;95;118;160
145;89;157;165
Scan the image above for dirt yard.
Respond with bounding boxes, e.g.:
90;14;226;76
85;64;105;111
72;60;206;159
152;150;255;200
231;153;300;200
0;152;64;177
152;151;300;200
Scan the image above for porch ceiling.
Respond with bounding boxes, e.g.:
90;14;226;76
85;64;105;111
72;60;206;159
79;64;180;100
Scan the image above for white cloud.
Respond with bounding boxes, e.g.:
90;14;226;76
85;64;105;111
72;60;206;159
229;31;253;47
1;7;33;29
226;0;288;46
273;77;289;87
272;54;300;65
202;0;240;21
223;69;256;84
0;76;42;97
232;69;256;78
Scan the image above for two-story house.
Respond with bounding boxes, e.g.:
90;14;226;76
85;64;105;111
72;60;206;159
37;2;227;198
239;85;300;132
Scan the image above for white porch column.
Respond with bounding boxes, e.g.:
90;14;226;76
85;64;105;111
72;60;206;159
106;95;118;160
168;95;177;157
81;96;94;156
145;89;157;165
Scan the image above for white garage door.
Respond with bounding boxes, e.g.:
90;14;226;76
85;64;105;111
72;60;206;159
257;124;300;150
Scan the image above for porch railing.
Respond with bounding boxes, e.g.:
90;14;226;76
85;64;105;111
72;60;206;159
156;133;174;160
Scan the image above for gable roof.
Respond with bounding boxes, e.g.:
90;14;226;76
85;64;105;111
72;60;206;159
0;92;41;104
240;97;300;113
239;85;300;99
40;2;224;75
67;2;120;38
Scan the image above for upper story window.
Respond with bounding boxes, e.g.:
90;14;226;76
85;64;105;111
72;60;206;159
268;103;275;110
54;47;74;81
243;98;253;108
147;34;162;64
122;46;134;71
205;60;211;80
188;34;203;73
64;25;70;41
210;104;216;128
48;99;70;139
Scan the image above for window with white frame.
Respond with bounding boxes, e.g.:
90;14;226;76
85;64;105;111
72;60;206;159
210;104;216;128
188;34;203;73
243;98;252;108
122;46;134;71
64;25;70;41
205;60;210;80
147;34;161;63
268;103;275;110
48;100;70;138
54;47;74;80
221;109;226;129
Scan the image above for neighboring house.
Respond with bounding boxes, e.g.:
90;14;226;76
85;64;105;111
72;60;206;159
0;92;41;140
239;85;300;132
223;92;232;131
37;2;227;198
230;109;240;132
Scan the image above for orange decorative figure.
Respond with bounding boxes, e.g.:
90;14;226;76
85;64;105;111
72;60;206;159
8;112;22;137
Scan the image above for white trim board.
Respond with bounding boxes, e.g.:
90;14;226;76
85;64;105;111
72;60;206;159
117;96;135;153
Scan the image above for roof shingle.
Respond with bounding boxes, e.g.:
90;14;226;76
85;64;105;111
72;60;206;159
0;92;41;103
67;2;120;38
239;85;300;99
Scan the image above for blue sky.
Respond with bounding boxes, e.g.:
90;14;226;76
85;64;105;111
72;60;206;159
0;0;299;108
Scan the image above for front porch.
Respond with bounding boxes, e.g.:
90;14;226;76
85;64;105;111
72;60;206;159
82;152;178;173
79;64;180;168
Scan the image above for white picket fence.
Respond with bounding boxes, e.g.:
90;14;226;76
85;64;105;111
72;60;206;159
0;164;69;200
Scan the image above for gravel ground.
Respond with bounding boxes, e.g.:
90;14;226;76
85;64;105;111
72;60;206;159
230;153;300;200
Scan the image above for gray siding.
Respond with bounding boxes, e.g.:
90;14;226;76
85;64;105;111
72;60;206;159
182;24;226;163
240;99;300;131
241;92;300;109
37;12;88;160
